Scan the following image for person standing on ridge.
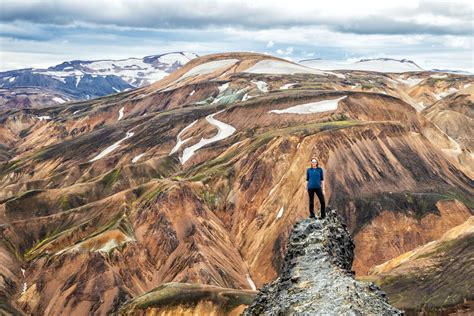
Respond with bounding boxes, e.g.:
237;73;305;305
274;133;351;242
306;157;326;219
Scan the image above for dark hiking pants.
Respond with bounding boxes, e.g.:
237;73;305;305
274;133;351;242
308;187;325;218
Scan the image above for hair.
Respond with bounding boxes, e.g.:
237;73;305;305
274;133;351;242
310;157;319;167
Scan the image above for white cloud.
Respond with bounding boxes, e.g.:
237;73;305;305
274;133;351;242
0;0;472;72
276;46;294;55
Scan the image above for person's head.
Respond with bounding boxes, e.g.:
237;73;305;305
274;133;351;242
310;157;318;168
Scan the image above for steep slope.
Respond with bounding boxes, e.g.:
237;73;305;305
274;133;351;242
0;52;198;109
0;52;472;314
421;84;474;177
366;216;473;314
423;83;473;149
244;208;401;315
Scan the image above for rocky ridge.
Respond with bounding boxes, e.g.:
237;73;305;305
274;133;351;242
244;208;402;315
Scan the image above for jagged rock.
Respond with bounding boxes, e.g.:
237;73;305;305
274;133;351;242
244;208;402;315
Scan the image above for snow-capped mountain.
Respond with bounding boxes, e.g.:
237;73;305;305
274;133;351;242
430;68;473;76
0;52;198;108
299;58;424;73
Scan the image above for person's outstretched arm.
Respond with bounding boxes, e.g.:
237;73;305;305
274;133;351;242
306;168;309;181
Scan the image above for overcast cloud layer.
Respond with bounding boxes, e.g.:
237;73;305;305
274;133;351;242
0;0;472;71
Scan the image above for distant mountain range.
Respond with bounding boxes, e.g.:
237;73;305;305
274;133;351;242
299;57;473;75
299;58;424;73
0;52;198;108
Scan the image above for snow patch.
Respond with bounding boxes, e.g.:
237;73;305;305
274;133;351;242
252;80;268;93
280;83;297;90
276;206;284;219
132;153;145;163
189;90;195;96
21;282;27;295
242;93;253;101
218;82;229;94
170;120;198;155
396;76;423;87
9;77;15;82
37;115;51;121
180;59;239;79
246;59;344;78
268;187;277;196
89;131;134;162
52;97;66;104
180;110;236;164
112;87;120;93
435;87;458;100
75;76;82;87
269;96;346;114
430;74;448;79
246;274;257;290
118;107;125;120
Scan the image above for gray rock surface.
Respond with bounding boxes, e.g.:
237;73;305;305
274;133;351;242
244;208;402;315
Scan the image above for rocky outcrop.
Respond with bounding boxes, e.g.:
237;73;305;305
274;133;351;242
244;208;402;315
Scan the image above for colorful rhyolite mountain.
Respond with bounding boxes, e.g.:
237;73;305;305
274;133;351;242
0;52;472;315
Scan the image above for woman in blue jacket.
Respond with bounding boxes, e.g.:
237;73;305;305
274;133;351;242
306;157;326;219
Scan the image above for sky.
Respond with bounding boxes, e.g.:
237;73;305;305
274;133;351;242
0;0;472;72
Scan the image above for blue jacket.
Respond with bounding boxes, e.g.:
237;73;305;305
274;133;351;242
307;167;324;189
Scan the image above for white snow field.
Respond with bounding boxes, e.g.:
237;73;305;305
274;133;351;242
252;80;269;93
242;93;254;101
52;97;66;103
169;120;199;155
180;59;239;79
396;76;424;87
118;107;125;120
280;83;297;90
269;96;347;114
434;87;458;100
245;59;344;78
180;110;236;164
246;274;257;290
37;116;51;121
300;58;423;73
430;74;448;79
218;82;230;93
276;206;284;219
89;131;134;162
132;153;145;163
